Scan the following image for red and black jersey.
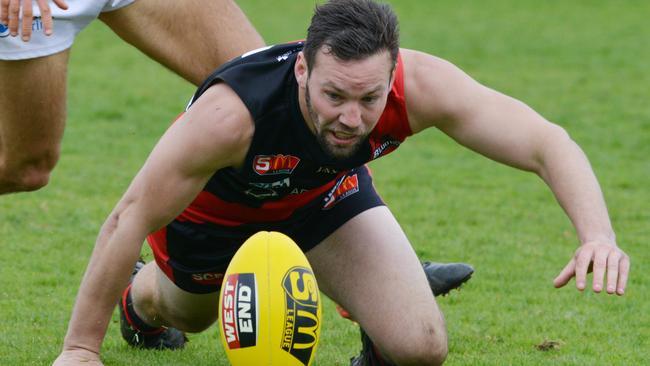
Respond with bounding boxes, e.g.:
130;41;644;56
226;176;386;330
178;42;412;226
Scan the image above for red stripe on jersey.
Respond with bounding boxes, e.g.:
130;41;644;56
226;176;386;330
177;178;339;226
371;52;412;141
146;227;175;282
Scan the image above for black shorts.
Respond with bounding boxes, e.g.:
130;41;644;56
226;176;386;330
147;166;384;294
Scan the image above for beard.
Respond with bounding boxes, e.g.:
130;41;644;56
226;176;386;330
305;84;367;160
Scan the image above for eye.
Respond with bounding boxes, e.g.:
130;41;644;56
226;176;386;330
326;92;342;101
361;95;378;104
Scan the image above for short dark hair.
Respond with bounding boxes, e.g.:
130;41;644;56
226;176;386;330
303;0;400;72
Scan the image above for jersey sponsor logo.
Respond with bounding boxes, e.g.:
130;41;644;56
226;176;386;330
221;273;258;350
276;50;293;62
370;138;402;159
249;177;291;189
322;174;360;210
316;166;339;175
276;42;302;62
244;188;278;199
0;23;9;38
253;155;300;175
281;267;319;365
290;188;310;195
244;177;291;199
191;272;225;286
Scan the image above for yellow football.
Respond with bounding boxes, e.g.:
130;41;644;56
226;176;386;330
218;231;322;366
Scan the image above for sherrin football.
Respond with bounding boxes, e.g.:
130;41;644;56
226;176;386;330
218;231;322;366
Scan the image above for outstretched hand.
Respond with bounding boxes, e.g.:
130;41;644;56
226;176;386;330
52;349;103;366
553;241;630;295
0;0;68;41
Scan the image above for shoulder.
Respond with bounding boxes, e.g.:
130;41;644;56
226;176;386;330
400;48;487;133
180;82;254;169
194;42;301;119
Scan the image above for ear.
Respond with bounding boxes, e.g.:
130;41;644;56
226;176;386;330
294;52;309;89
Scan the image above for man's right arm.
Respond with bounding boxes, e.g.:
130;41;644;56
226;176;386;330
52;83;254;365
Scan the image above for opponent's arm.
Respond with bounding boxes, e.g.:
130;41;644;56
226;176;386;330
401;48;629;295
0;0;68;41
52;84;253;365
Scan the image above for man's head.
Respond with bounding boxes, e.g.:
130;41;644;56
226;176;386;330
295;0;400;159
303;0;399;72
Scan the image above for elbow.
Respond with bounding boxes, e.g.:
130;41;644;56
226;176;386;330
103;211;121;235
96;198;138;244
532;123;576;176
549;124;572;144
95;211;123;249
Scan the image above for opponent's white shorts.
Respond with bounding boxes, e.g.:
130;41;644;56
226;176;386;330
0;0;134;60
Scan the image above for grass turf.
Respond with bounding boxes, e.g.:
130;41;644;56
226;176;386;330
1;0;648;364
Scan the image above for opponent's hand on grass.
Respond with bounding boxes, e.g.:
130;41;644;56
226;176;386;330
0;0;68;41
553;241;630;295
52;349;103;366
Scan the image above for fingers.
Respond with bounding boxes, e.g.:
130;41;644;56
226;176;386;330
615;254;630;296
8;0;18;36
36;0;52;36
591;248;608;293
20;0;31;40
604;250;622;294
553;257;576;288
594;246;630;296
52;0;67;10
53;349;104;366
0;0;67;40
0;0;8;26
573;245;594;291
556;242;630;296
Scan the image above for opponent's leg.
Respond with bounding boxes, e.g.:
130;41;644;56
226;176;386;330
0;50;69;194
99;0;265;85
307;206;448;366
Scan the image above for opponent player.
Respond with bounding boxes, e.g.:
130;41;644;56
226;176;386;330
53;0;629;365
0;0;263;194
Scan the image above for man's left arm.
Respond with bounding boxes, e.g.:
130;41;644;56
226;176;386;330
401;49;629;295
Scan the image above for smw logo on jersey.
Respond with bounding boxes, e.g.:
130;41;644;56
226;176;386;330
0;23;9;38
221;273;258;350
281;267;320;365
254;155;300;175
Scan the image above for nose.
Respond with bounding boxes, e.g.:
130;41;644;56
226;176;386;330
339;102;362;128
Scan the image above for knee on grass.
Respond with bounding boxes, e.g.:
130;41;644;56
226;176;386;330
0;151;59;192
156;302;218;333
379;327;448;366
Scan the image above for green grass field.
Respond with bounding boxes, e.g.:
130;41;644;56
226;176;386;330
1;0;648;365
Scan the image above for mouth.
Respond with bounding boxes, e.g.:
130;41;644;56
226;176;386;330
329;130;359;146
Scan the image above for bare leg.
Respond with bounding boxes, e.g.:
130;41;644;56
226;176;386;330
307;206;448;366
99;0;266;85
130;206;448;364
0;50;69;194
130;262;219;333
